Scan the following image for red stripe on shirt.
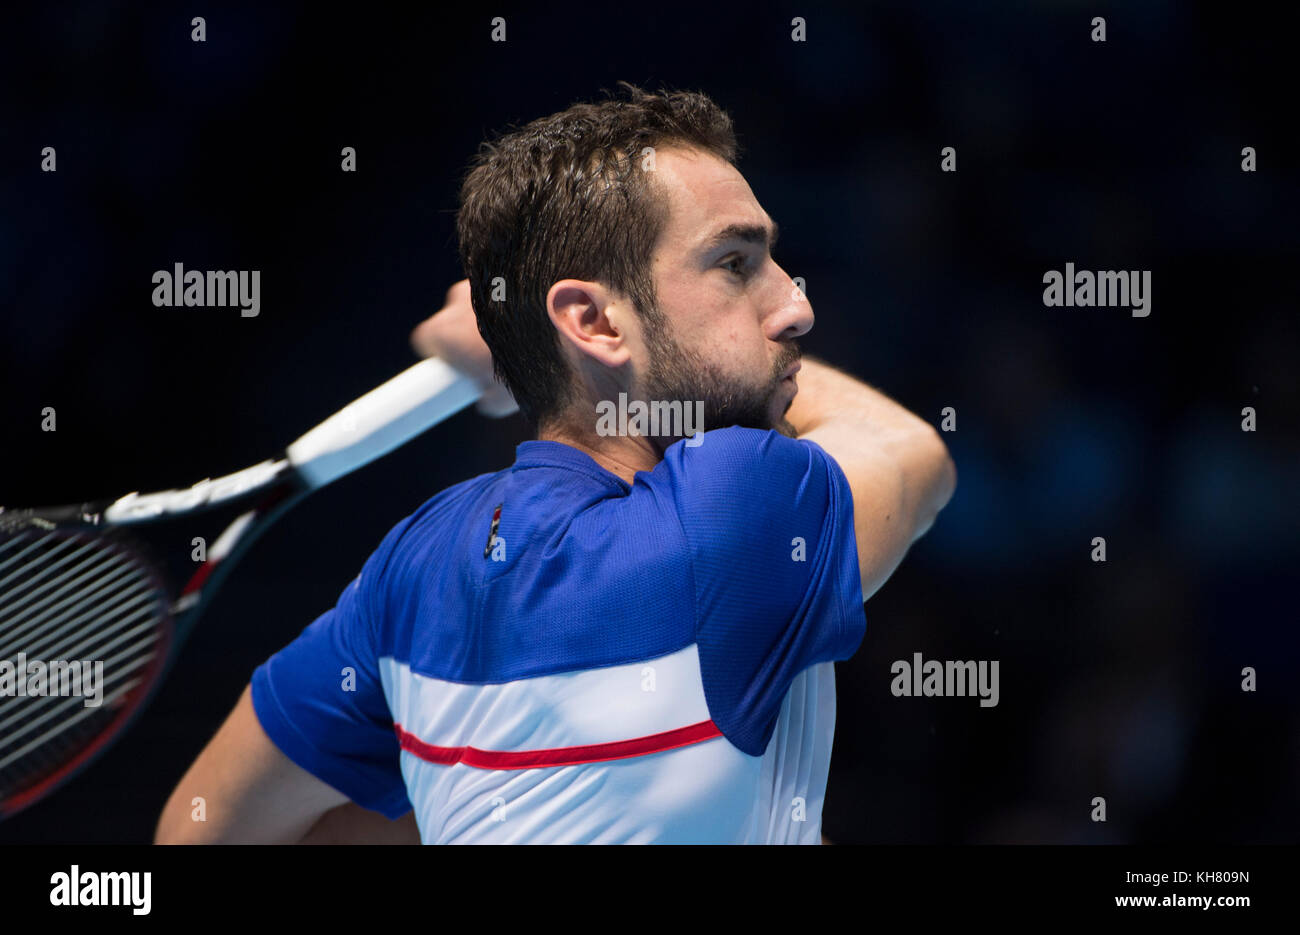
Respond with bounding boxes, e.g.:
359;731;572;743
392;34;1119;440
394;719;723;770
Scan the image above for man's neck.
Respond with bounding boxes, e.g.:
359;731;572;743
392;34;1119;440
536;423;666;486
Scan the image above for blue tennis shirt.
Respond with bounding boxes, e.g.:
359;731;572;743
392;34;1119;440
252;426;866;843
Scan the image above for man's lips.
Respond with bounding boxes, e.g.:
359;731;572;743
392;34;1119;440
781;361;802;380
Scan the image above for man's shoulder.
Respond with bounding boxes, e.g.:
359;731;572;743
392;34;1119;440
391;468;505;542
652;425;843;513
357;468;505;600
659;425;831;473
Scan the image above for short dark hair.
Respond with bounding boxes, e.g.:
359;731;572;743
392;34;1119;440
456;83;738;428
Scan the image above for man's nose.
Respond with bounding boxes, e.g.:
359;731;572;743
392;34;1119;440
768;271;815;341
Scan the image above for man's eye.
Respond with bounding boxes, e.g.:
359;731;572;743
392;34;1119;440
721;256;749;278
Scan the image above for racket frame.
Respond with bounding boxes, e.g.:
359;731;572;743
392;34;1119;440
0;357;482;818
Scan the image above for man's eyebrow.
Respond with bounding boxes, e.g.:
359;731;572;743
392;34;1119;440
700;220;780;253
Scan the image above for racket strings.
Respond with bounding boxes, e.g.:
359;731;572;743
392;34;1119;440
0;534;131;618
0;532;158;657
1;577;158;663
0;529;168;803
0;540;147;656
0;680;143;779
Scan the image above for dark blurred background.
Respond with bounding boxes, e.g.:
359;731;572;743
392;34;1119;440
1;1;1296;844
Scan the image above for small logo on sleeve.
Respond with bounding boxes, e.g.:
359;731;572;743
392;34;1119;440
483;503;503;559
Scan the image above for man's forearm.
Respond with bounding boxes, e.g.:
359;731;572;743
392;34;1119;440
786;356;934;441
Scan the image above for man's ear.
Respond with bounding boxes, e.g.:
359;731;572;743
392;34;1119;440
547;280;634;369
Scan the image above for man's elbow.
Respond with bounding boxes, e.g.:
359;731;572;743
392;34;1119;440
154;816;188;845
154;801;195;845
909;431;957;542
931;441;957;512
154;790;220;844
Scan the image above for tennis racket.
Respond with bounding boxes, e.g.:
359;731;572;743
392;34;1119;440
0;357;481;819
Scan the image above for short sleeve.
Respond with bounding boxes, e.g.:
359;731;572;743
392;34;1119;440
658;426;867;755
250;519;414;819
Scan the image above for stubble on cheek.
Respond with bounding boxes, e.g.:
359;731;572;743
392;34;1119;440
641;309;800;434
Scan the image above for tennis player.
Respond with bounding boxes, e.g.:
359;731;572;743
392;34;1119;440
155;84;955;844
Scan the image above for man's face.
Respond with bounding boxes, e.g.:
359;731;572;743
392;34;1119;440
636;147;814;438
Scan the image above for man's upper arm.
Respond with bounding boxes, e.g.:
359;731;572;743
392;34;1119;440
801;419;954;601
155;684;349;844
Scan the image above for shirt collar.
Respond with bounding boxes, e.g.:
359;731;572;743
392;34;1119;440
513;440;632;491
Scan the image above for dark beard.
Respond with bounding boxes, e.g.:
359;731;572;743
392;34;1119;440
640;310;801;440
